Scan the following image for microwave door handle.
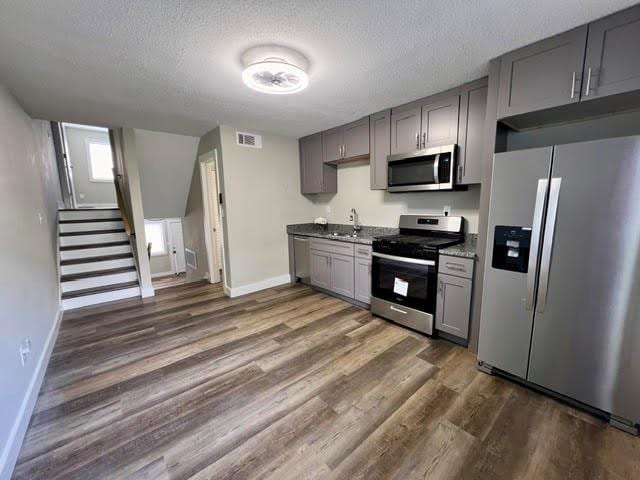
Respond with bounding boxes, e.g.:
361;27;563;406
525;178;548;311
433;154;440;184
536;177;562;313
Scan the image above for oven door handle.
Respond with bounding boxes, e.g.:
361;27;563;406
372;252;435;266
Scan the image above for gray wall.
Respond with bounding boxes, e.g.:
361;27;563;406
0;86;61;477
309;161;481;233
65;126;116;206
134;129;199;219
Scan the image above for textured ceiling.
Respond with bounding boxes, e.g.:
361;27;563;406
0;0;636;138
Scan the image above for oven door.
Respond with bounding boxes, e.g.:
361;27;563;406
371;252;437;314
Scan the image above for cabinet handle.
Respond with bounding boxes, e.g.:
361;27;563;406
416;133;420;149
584;67;592;97
422;132;426;149
458;165;463;183
570;71;576;99
438;280;444;295
357;249;368;255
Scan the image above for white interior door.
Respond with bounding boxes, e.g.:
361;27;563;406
168;220;186;274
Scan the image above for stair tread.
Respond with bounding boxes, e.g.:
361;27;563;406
59;218;123;224
61;241;130;251
61;281;139;299
60;253;133;265
61;266;137;282
59;208;120;211
60;229;126;237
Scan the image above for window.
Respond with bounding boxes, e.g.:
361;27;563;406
87;140;114;182
145;221;166;256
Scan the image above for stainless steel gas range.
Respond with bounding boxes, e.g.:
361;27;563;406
371;215;464;335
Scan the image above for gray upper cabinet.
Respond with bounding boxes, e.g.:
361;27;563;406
370;109;391;190
329;253;355;298
343;117;370;159
436;273;472;339
391;104;421;154
582;5;640;100
497;26;588;119
457;80;488;185
322;126;344;163
420;94;460;148
299;133;336;194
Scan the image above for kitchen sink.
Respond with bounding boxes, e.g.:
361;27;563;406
329;232;357;238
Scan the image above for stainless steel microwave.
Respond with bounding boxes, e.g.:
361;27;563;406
387;144;456;192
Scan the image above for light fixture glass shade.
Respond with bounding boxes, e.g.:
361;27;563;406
242;58;309;94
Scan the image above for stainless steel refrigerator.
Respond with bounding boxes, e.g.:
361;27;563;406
478;135;640;434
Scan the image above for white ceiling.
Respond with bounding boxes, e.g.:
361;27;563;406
0;0;636;138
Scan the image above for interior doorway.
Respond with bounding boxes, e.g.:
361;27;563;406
199;149;225;286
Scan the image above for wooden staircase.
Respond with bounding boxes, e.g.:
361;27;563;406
59;208;141;309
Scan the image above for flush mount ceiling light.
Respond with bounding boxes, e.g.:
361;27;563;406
241;45;309;95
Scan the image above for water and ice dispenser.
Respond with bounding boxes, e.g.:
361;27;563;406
492;226;531;273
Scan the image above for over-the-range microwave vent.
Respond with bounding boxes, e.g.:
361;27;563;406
236;131;262;149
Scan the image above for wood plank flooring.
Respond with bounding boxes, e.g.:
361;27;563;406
14;281;640;479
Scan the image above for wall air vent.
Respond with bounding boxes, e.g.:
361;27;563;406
185;248;197;270
236;131;262;149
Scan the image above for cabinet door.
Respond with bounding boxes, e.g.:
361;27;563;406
457;83;487;185
420;95;460;148
343;117;370;159
299;133;323;194
582;5;640;99
354;257;371;304
370;110;391;190
322;126;344;163
391;104;421;154
436;273;472;339
330;253;354;298
310;250;331;290
497;26;587;119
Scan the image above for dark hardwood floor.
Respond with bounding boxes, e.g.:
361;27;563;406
13;281;640;479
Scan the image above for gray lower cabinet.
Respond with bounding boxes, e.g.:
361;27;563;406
300;133;336;194
436;273;472;340
582;4;640;99
329;253;355;298
370;109;391;190
310;249;331;290
457;80;487;185
497;26;587;119
354;257;371;304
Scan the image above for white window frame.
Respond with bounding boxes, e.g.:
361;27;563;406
144;220;167;257
85;138;114;183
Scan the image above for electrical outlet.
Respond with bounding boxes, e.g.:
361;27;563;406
37;212;44;225
79;193;85;200
19;339;31;366
326;205;331;214
443;205;451;216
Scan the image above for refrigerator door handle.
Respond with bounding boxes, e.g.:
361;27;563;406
526;179;549;311
536;177;562;312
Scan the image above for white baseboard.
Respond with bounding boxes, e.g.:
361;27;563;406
0;306;63;480
151;270;175;278
226;274;291;298
140;286;155;298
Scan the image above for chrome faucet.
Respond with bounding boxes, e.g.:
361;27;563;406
349;208;361;233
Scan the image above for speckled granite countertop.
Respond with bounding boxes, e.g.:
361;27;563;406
441;234;477;259
287;223;398;245
287;224;477;258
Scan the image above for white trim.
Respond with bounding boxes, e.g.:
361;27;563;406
226;274;291;298
151;270;175;278
62;287;141;310
0;306;63;480
61;122;109;133
140;286;155;298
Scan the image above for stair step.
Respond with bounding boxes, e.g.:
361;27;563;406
61;256;135;276
60;221;124;233
61;253;133;265
60;229;125;237
61;265;136;282
60;243;132;260
59;209;121;221
60;241;130;251
61;281;139;299
61;270;138;293
60;232;129;247
59;217;123;224
62;284;141;310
